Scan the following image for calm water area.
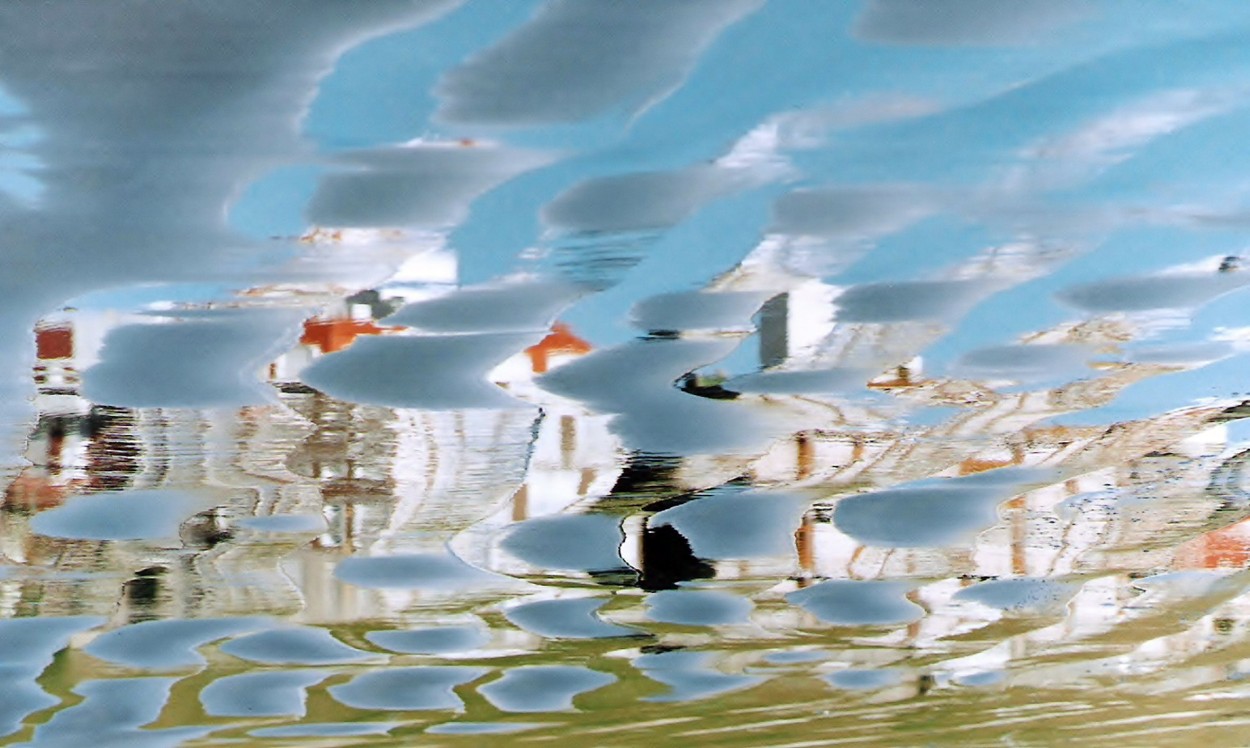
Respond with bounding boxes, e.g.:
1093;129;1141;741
6;2;1250;745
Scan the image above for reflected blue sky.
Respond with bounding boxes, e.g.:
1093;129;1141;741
213;0;1250;362
2;0;1249;438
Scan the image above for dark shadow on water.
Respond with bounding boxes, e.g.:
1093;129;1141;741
584;452;730;591
636;523;715;592
122;566;167;625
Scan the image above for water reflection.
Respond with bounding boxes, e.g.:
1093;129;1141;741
7;272;1250;743
8;1;1250;745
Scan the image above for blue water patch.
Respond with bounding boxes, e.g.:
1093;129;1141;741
30;490;217;542
953;578;1081;616
328;666;489;711
651;490;810;560
366;624;492;655
25;677;206;748
219;626;381;666
500;513;628;573
644;589;754;626
634;650;765;703
787;580;924;626
301;333;541;410
238;514;326;534
200;670;329;718
0;617;104;738
762;650;828;665
86;618;269;670
504;597;641;639
478;665;616;712
82;312;301;408
335;551;505;590
834;481;1013;548
250;723;399;739
426;721;546;735
434;0;763;126
825;668;905;691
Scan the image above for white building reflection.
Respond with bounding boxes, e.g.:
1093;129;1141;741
3;238;1250;698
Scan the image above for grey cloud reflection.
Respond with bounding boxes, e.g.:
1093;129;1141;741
543;168;747;235
0;0;462;468
385;278;583;333
307;141;552;229
435;0;762;125
300;332;541;410
81;312;301;409
854;0;1089;46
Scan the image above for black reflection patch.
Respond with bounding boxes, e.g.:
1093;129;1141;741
637;522;715;592
123;566;167;624
607;453;684;500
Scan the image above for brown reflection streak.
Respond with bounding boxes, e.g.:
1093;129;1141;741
578;467;596;496
511;484;529;522
560;415;576;470
1008;495;1028;576
795;512;815;581
796;432;814;480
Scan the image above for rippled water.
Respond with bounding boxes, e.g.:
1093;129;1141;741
8;2;1250;745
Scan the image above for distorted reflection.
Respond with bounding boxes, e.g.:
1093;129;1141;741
8;2;1250;745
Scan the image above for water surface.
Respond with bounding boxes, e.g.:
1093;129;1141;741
5;2;1250;745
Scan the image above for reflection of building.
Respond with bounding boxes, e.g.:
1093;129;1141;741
34;323;77;395
502;237;1250;684
6;216;1250;717
751;281;840;368
29;307;152;404
3;247;630;626
466;324;627;579
269;299;405;383
4;415;89;512
262;224;457;383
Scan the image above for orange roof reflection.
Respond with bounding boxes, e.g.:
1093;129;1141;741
35;325;73;360
1175;519;1250;570
957;457;1019;476
526;323;592;374
300;317;402;354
